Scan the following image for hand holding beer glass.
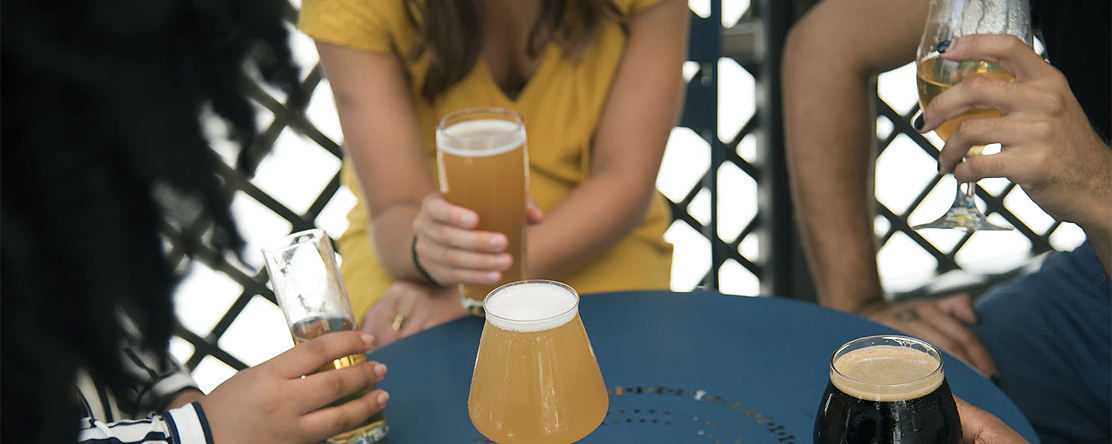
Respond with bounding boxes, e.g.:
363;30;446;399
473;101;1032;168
469;280;608;443
263;229;389;444
814;335;961;444
432;108;530;314
912;0;1031;231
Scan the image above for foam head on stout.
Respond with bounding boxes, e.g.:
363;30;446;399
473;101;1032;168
814;335;961;444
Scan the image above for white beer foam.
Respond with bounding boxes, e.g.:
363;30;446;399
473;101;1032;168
485;282;578;332
437;119;525;157
831;345;944;402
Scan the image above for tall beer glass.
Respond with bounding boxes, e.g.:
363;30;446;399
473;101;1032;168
436;108;528;314
912;0;1031;231
814;335;961;444
468;280;608;444
263;229;388;444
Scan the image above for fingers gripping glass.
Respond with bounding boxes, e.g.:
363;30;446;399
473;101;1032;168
435;108;529;314
262;229;388;444
912;0;1031;231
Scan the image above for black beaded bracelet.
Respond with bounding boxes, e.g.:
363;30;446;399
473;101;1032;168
411;234;441;287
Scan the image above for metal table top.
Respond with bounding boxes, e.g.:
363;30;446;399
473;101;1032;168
368;290;1038;443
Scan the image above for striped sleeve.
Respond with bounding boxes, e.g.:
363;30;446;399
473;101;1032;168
77;402;213;444
117;311;201;415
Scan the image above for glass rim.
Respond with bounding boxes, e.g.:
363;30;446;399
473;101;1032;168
829;334;945;388
482;279;579;325
261;228;329;256
436;107;524;143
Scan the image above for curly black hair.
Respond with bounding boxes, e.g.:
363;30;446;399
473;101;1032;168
1;0;299;441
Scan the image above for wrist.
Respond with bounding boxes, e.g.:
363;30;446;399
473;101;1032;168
411;234;442;286
852;298;891;316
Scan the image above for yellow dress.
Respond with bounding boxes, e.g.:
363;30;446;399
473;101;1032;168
299;0;673;318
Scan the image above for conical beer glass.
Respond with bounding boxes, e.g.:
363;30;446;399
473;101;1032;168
468;280;608;444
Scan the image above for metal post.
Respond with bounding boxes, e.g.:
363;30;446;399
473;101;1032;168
756;0;817;301
681;5;723;289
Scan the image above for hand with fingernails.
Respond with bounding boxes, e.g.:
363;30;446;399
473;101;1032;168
410;193;544;288
199;331;389;444
914;35;1111;238
361;280;470;348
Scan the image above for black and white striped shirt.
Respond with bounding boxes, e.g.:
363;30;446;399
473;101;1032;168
74;313;212;444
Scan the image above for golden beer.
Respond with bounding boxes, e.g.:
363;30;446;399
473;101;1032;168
469;280;608;444
292;316;389;444
436;109;529;305
917;56;1014;145
263;229;388;444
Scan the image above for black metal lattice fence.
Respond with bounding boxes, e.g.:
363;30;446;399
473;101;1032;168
169;0;1073;380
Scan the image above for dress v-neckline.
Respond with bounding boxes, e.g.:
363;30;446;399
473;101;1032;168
476;43;557;105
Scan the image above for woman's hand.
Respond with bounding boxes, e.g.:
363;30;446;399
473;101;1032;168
412;193;543;286
199;331;389;444
360;280;469;347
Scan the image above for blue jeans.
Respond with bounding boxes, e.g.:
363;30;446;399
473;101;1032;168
974;242;1111;444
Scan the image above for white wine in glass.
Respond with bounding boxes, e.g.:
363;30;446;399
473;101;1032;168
912;0;1031;231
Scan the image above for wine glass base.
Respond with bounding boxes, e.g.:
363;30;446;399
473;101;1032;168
912;207;1012;232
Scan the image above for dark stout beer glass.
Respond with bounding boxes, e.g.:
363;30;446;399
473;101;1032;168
814;335;961;444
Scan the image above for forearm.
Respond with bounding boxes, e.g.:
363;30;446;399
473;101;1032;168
528;175;656;279
1078;145;1112;275
1078;182;1112;275
783;65;884;311
317;42;434;283
1084;224;1112;276
782;0;924;312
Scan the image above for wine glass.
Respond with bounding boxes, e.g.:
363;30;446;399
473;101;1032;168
912;0;1032;231
468;280;608;444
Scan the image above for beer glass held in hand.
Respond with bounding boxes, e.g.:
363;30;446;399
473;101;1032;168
814;335;961;444
469;280;608;444
436;108;529;314
263;229;388;444
912;0;1031;231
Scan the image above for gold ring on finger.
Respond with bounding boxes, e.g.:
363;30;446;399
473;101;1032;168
391;312;408;331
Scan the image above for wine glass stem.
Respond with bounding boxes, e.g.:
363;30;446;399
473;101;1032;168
955;180;977;209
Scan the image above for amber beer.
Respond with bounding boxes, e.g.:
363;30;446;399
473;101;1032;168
469;280;608;444
262;229;388;444
814;335;961;444
917;56;1015;149
436;109;528;307
291;316;389;444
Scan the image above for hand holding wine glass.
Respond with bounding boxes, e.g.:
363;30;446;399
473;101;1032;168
919;34;1112;234
912;0;1032;231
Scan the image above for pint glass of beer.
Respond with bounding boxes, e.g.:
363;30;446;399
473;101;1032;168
262;229;388;444
468;280;608;444
814;335;961;444
436;108;528;314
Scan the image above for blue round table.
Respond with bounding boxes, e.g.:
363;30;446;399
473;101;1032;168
368;291;1038;443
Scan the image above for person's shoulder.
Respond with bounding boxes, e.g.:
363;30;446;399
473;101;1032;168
300;0;408;20
299;0;411;54
611;0;670;16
